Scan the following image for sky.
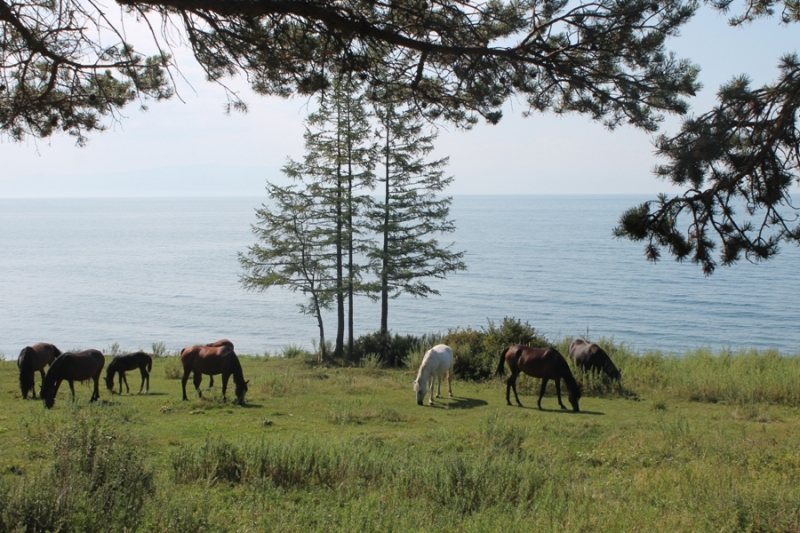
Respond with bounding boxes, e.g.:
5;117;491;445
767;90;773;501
1;5;797;198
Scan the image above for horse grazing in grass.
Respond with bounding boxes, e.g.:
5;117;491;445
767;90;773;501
496;344;581;412
202;339;234;388
17;343;62;399
41;349;105;409
105;351;153;394
568;339;621;382
414;344;454;405
180;344;248;405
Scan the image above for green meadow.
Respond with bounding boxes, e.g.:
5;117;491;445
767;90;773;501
1;341;800;532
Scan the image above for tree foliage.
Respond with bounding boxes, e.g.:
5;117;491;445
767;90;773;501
615;54;800;274
3;0;700;141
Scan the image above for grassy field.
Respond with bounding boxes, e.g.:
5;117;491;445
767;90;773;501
1;345;800;532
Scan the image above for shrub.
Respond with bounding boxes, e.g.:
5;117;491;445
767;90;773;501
151;341;168;358
444;318;550;381
164;355;184;379
349;331;421;367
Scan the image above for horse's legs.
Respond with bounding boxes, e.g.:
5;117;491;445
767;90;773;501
555;379;567;410
447;369;453;398
68;380;76;401
434;374;442;398
138;365;148;394
36;369;46;398
90;376;100;402
208;375;215;389
222;373;230;402
181;368;192;401
193;372;203;398
121;372;130;394
510;374;523;407
537;378;549;410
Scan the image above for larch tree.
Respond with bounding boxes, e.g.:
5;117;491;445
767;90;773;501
239;182;337;360
260;73;374;358
365;97;466;364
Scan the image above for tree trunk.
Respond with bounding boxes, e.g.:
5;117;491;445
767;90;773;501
381;122;391;363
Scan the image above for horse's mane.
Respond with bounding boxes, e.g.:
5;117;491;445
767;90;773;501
40;355;66;400
228;351;245;382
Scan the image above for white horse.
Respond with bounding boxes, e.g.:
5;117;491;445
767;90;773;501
413;344;454;405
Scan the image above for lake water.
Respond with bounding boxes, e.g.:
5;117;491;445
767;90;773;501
1;195;798;358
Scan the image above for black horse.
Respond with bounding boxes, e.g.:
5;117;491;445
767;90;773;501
42;349;105;409
105;351;153;394
17;342;62;399
568;339;621;381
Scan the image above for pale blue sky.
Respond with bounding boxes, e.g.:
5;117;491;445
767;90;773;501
1;5;797;197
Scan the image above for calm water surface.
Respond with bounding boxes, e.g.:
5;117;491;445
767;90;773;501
1;195;798;357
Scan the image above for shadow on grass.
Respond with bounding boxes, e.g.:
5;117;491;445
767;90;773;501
424;397;489;410
506;404;605;416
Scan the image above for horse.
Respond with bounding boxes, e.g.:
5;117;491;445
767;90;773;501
180;344;248;405
17;342;62;399
105;351;153;394
201;339;234;388
413;344;454;405
568;339;621;381
496;344;581;412
41;349;105;409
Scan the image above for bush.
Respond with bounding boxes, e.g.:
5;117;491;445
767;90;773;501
349;332;422;367
443;318;550;381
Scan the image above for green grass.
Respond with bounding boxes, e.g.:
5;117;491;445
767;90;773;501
2;345;800;532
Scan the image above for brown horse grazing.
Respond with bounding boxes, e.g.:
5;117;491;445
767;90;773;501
202;339;234;388
180;344;248;405
41;349;105;409
17;343;62;399
105;352;153;394
568;339;621;381
496;345;581;412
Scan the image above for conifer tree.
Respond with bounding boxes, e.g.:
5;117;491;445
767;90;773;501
239;183;336;360
365;98;466;364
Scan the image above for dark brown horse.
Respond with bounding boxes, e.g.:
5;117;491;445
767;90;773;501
496;344;581;412
568;339;621;381
202;339;234;388
105;351;153;394
17;343;62;399
41;349;105;409
180;344;248;405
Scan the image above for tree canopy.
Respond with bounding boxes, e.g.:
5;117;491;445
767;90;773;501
1;0;798;271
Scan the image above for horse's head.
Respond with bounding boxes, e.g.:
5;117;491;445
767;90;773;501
41;384;56;409
235;379;249;406
104;373;115;393
413;379;425;405
568;383;582;412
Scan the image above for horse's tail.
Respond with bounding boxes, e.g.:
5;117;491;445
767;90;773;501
146;354;153;373
496;346;510;377
18;347;34;394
